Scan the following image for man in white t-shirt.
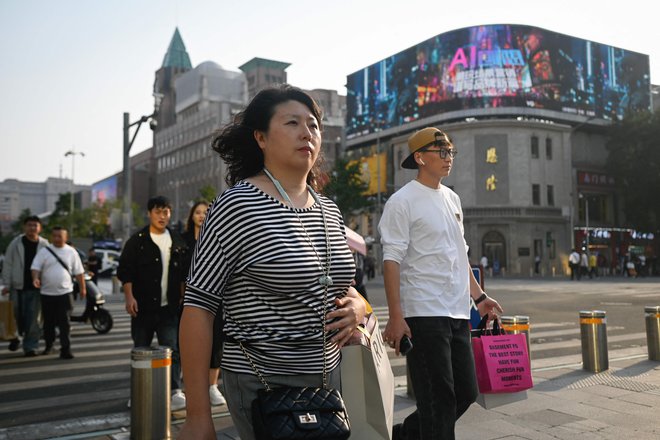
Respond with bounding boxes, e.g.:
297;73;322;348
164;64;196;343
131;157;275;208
380;127;503;439
568;248;580;280
31;226;86;359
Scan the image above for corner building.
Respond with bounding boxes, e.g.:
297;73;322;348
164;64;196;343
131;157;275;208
345;24;652;276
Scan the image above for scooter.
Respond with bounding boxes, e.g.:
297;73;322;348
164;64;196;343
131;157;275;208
70;274;114;334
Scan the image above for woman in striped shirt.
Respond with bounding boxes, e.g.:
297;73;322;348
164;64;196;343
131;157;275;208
178;85;366;440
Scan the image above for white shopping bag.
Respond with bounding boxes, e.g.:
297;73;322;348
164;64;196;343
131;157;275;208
476;390;528;409
341;313;394;440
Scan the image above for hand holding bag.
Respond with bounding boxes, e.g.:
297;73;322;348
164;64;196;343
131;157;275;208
341;311;394;439
472;315;533;394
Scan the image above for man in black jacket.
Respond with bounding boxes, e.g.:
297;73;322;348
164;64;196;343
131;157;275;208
118;196;188;410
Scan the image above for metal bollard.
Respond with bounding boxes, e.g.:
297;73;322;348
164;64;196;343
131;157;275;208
501;315;531;360
645;306;660;361
579;311;608;372
131;346;172;440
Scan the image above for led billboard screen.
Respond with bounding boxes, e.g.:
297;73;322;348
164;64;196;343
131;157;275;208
91;175;118;205
346;24;650;138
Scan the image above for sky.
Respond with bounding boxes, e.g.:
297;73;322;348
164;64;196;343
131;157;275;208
1;0;657;186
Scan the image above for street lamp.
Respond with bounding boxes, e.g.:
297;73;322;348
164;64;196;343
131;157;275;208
122;93;163;243
64;149;85;237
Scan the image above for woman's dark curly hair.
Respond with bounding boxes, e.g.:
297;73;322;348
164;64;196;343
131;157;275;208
212;85;325;191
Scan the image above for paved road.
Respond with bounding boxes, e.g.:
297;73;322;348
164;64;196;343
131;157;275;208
1;276;658;438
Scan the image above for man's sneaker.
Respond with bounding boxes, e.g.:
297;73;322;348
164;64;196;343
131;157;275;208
171;390;186;411
24;350;38;357
8;338;20;351
209;385;226;406
60;350;74;360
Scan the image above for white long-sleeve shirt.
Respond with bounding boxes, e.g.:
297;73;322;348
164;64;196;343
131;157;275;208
379;180;471;319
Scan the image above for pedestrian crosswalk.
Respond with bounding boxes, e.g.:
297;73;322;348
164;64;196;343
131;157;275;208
0;296;650;436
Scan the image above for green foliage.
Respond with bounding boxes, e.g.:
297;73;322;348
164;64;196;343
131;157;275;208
322;158;372;222
12;209;34;234
43;194;141;239
605;111;660;231
0;232;13;254
198;185;217;203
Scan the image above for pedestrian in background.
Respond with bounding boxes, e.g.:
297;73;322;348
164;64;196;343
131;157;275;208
480;254;488;276
588;252;598;278
534;254;541;275
569;248;580;280
1;216;48;356
380;127;503;439
181;200;226;407
178;85;366;440
580;251;589;279
365;254;375;280
31;226;86;359
86;248;100;284
117;196;188;410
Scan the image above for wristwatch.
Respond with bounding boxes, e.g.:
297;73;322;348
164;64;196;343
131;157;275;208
474;293;488;305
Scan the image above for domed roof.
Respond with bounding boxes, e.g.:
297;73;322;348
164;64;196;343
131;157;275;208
195;61;224;73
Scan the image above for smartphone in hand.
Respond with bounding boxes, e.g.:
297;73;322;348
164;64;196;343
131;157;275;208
399;335;413;355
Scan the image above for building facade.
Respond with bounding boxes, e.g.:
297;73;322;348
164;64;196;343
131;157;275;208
0;177;90;234
344;24;652;276
154;60;248;224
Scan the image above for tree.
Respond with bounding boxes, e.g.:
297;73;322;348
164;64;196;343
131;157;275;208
322;158;371;222
1;209;35;253
43;194;142;239
11;209;34;234
198;185;217;203
606;111;660;231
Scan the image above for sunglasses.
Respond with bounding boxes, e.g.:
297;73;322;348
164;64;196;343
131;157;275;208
423;148;458;159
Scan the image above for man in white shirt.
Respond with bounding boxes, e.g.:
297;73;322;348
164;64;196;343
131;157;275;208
568;248;580;280
380;127;503;440
479;254;489;276
31;226;86;359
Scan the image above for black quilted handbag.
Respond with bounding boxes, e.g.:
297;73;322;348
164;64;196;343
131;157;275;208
251;386;351;439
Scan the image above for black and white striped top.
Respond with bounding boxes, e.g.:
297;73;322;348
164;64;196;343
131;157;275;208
183;181;356;376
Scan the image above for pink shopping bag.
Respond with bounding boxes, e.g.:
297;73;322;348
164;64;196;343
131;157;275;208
473;332;533;393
